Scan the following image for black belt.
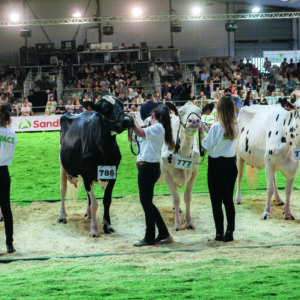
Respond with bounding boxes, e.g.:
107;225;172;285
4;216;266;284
136;161;159;167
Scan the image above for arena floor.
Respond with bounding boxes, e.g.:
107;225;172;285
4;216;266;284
2;191;300;261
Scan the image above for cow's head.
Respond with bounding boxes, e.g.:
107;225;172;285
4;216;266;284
94;96;134;133
178;102;202;130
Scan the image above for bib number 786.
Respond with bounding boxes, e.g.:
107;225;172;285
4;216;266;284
97;166;116;180
174;156;194;170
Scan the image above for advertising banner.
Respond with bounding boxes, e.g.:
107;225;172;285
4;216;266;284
11;115;61;132
263;50;300;66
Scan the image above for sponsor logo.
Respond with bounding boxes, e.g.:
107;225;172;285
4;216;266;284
33;119;60;128
18;118;31;130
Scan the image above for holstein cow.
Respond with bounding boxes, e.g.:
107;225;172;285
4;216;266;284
161;102;202;230
235;91;300;220
58;96;134;237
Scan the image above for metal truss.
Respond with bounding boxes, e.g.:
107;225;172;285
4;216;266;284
1;11;300;27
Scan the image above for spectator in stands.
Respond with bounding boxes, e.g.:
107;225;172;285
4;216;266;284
55;100;66;115
245;59;253;70
65;100;74;114
140;94;159;121
250;65;259;77
221;75;229;88
100;86;110;97
128;87;138;101
20;99;33;116
154;92;162;103
11;102;19;117
74;99;83;114
161;81;171;98
230;61;238;72
238;59;245;71
267;82;276;96
72;88;83;103
244;91;257;106
236;75;244;91
199;68;210;86
208;79;217;99
246;77;254;90
171;80;183;104
281;58;288;75
187;92;196;102
173;64;182;81
285;76;297;95
164;92;174;103
264;57;272;72
45;101;55;116
149;62;155;82
218;83;225;94
182;79;192;102
166;63;174;81
225;88;242;117
289;58;295;70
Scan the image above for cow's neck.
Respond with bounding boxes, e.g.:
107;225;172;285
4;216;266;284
178;127;196;157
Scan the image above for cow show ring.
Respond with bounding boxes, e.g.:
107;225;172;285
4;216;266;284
0;99;300;262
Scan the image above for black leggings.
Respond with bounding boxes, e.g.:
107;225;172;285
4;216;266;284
0;166;14;246
138;163;169;242
207;156;237;235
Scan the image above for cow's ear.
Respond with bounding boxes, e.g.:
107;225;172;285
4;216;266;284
94;99;113;116
290;93;296;104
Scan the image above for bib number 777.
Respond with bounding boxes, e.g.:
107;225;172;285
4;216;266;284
174;156;194;170
97;166;116;180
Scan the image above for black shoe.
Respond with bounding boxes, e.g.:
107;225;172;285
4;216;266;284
133;239;155;247
6;245;16;254
155;233;170;242
224;231;234;242
214;234;224;242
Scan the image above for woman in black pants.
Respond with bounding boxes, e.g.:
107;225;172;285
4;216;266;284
130;106;175;247
200;95;238;242
0;102;17;253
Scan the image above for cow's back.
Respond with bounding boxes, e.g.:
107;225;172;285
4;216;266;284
237;104;294;169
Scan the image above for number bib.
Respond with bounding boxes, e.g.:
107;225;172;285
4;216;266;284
174;156;194;170
97;166;117;180
294;148;300;160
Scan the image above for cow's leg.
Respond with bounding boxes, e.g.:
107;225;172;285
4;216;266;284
86;185;99;237
273;174;284;206
0;208;3;222
164;172;181;231
102;179;116;234
184;170;198;230
58;166;68;224
263;163;275;220
284;177;295;220
85;193;91;219
235;155;244;204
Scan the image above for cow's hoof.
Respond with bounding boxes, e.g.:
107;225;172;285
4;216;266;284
0;217;3;222
263;215;270;220
186;224;195;230
58;218;67;224
285;215;295;220
236;201;242;205
84;213;91;219
172;208;182;213
274;201;284;206
103;224;115;234
90;232;99;238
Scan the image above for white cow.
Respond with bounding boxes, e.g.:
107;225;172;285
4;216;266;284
161;102;202;230
235;92;300;220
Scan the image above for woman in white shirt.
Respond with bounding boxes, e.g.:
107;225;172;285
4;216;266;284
0;102;17;253
130;106;175;246
200;95;238;242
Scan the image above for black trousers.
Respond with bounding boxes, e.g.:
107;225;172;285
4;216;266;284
138;163;169;242
0;166;14;246
207;156;237;235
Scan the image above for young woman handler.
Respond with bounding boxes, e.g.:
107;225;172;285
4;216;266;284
200;95;238;242
130;106;174;246
0;102;17;253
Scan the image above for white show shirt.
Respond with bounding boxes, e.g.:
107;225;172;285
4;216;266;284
137;123;165;163
202;122;237;158
0;126;17;166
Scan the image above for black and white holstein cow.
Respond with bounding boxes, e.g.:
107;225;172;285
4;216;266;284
58;96;134;237
161;102;202;230
235;91;300;220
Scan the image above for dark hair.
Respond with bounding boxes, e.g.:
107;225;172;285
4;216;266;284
224;88;231;94
244;91;253;106
153;106;175;150
0;102;12;127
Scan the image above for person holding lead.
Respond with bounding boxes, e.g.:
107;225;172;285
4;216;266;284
0;102;17;253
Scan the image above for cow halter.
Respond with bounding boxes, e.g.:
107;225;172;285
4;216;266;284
174;111;205;157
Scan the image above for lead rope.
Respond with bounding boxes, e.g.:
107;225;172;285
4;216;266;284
128;128;140;156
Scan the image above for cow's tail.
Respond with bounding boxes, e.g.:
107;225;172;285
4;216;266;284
245;165;258;188
66;177;83;200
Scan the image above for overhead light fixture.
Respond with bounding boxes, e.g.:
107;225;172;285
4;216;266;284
72;12;82;18
9;13;20;22
192;7;202;16
252;7;261;13
132;8;142;18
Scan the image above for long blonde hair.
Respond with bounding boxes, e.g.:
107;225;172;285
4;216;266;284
217;95;236;140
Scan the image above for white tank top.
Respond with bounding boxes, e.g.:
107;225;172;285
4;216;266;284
0;126;17;166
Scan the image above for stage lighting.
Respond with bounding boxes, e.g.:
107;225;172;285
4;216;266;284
192;7;202;16
72;12;82;18
132;8;142;18
252;7;260;13
9;13;20;23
